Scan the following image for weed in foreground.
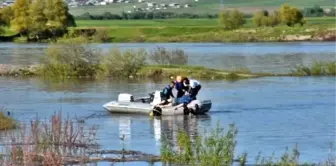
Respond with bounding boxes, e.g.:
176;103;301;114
0;112;99;165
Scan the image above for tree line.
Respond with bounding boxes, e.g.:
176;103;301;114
76;11;219;20
0;0;76;41
219;4;311;30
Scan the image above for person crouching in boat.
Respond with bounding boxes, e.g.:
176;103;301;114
159;81;175;105
183;78;201;100
175;76;188;98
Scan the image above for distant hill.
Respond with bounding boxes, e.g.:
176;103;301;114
69;0;335;16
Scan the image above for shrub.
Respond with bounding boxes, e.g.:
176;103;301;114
40;44;101;77
92;28;110;42
280;4;305;26
100;48;147;77
161;123;238;166
219;9;246;30
149;47;188;65
253;10;281;27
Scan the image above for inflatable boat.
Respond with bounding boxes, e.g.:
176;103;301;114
103;91;212;116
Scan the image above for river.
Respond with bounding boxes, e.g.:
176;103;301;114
0;42;335;165
0;42;335;73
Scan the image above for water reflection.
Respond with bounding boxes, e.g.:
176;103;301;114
107;114;211;146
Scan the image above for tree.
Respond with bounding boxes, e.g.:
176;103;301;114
28;0;48;40
11;0;30;35
44;0;68;34
0;27;4;35
219;9;245;30
0;6;14;26
303;5;324;17
280;4;304;26
270;11;281;26
253;11;264;27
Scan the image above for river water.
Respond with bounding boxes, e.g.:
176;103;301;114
0;42;335;73
0;42;335;165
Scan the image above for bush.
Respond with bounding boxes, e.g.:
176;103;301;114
100;48;147;77
149;47;188;65
280;4;305;26
161;123;238;166
92;28;110;42
40;44;101;77
253;10;281;27
219;9;246;30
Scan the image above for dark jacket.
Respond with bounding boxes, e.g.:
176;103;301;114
175;81;188;98
162;85;174;100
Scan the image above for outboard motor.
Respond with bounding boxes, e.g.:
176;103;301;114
118;93;134;102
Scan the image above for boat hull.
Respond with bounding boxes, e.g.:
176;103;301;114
103;100;212;116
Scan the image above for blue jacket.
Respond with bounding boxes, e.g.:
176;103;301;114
175;95;192;105
175;81;188;92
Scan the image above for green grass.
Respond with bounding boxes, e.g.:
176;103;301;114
291;61;336;76
137;65;254;80
76;19;219;27
76;17;335;28
73;17;335;43
69;0;336;16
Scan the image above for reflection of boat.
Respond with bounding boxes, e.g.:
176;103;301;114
105;113;211;146
103;91;212;116
119;117;131;141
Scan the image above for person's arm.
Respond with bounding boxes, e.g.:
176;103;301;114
170;90;175;98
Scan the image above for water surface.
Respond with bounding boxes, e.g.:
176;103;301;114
0;76;335;164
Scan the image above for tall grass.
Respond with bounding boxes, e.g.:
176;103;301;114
292;61;336;76
149;47;188;65
0;112;99;165
161;123;238;166
161;123;336;166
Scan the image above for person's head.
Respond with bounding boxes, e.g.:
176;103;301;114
169;81;175;88
183;78;190;87
176;76;182;82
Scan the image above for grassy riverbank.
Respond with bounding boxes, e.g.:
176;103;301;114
0;45;259;80
71;17;336;43
0;112;16;130
0;44;335;79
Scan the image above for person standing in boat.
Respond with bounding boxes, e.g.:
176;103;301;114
183;78;201;100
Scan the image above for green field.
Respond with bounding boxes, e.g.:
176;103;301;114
72;17;335;43
69;0;335;16
76;17;336;28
